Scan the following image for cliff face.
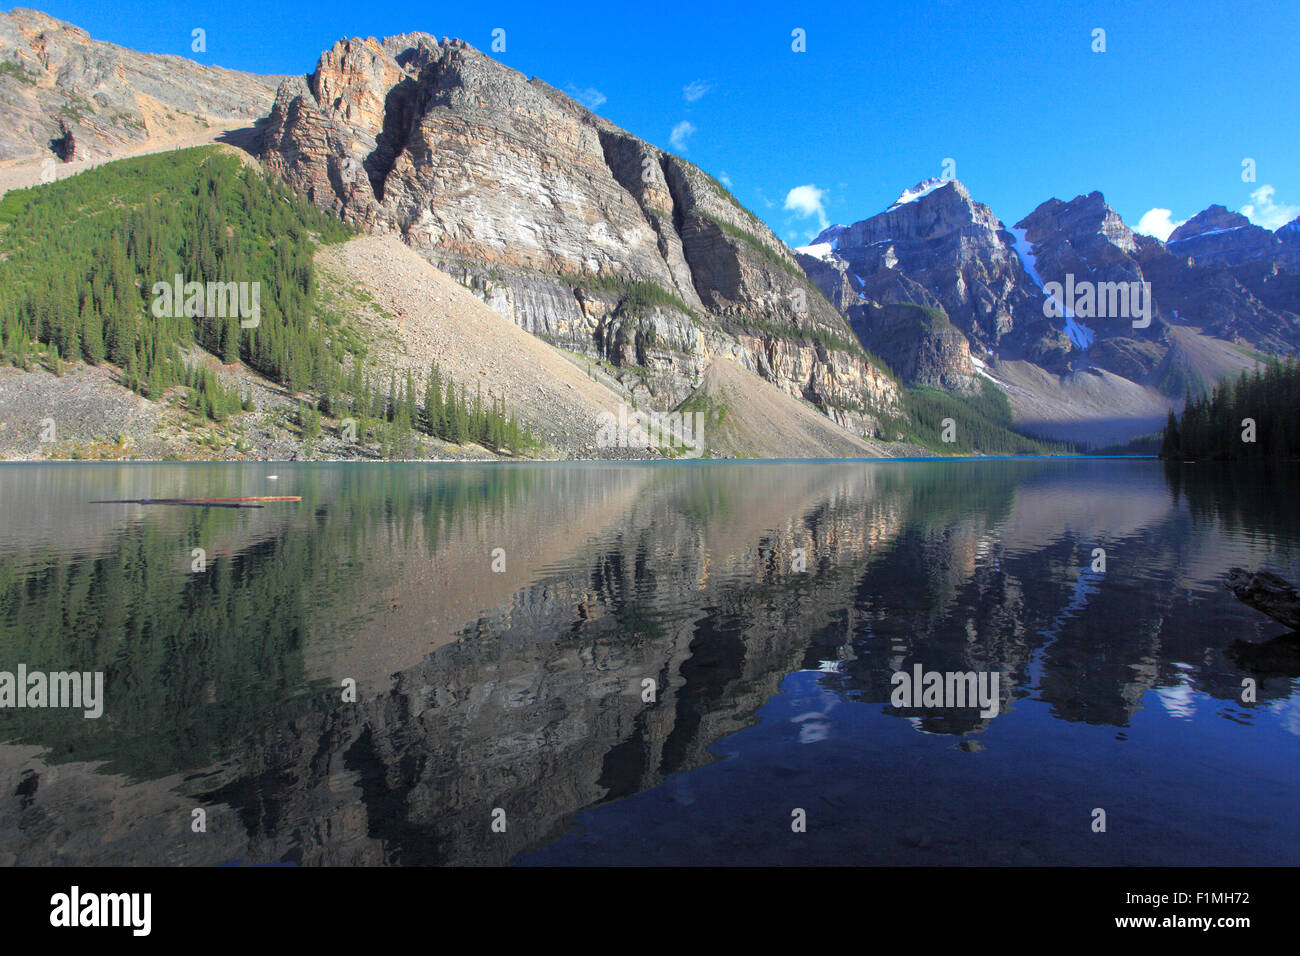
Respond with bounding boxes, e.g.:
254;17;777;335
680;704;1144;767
847;303;978;392
258;35;901;430
0;8;280;164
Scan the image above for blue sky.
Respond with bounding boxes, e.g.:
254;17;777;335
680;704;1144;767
29;0;1300;245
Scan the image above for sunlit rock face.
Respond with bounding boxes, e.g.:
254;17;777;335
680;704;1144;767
258;35;902;433
0;9;280;164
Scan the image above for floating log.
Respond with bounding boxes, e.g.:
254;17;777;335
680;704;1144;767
1225;568;1300;632
90;496;301;507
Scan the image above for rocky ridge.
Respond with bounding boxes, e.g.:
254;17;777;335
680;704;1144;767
0;8;280;165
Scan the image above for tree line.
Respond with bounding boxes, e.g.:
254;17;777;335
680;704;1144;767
326;361;536;458
881;379;1073;456
1160;355;1300;460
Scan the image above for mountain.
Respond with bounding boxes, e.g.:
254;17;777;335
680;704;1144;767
1166;205;1277;267
1162;205;1300;330
256;34;901;439
799;179;1054;361
847;303;978;392
795;180;1169;443
0;8;280;165
2;144;920;461
3;10;1296;457
1015;193;1297;374
792;175;1300;445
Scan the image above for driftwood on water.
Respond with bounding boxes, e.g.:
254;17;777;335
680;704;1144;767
90;496;301;509
1225;568;1300;632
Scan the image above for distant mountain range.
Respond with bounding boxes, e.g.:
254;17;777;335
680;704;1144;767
2;7;1296;456
797;178;1299;444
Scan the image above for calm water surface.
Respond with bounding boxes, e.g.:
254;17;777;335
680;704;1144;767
0;459;1296;865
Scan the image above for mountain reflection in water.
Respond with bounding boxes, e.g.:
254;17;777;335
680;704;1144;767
0;459;1296;866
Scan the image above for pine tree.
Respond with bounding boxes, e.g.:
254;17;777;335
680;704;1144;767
404;369;418;425
443;380;463;443
221;315;240;364
424;362;444;436
1160;411;1181;459
80;295;105;364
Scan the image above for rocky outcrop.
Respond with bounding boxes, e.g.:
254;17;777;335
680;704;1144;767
1016;192;1145;285
1277;217;1300;274
847;302;978;391
794;246;862;312
0;8;280;163
258;34;901;433
1163;209;1300;332
1014;191;1159;374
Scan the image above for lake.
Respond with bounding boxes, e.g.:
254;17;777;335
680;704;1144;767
0;459;1296;865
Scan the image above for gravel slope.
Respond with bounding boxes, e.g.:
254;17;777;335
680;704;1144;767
683;359;914;459
317;234;651;458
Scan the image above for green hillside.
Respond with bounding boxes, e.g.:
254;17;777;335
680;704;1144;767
0;147;531;455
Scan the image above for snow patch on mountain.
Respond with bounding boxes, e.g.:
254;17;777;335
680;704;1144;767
888;178;951;211
812;224;847;250
1009;228;1044;288
795;242;835;261
969;354;1000;383
1009;229;1094;349
1064;315;1095;350
1167;225;1246;243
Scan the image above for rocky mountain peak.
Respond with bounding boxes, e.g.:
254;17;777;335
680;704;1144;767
887;177;965;210
799;178;1045;356
809;223;848;249
1016;191;1138;256
259;29;902;434
1165;203;1278;267
1168;204;1251;242
7;7;90;41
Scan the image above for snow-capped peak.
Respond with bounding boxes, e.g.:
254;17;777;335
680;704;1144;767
888;178;953;210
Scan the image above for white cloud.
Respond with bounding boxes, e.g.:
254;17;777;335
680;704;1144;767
669;121;696;152
1135;208;1186;242
683;80;711;103
566;85;606;110
783;184;829;231
754;187;776;209
1241;185;1300;230
719;170;733;189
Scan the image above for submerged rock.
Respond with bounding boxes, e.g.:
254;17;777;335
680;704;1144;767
1226;567;1300;632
